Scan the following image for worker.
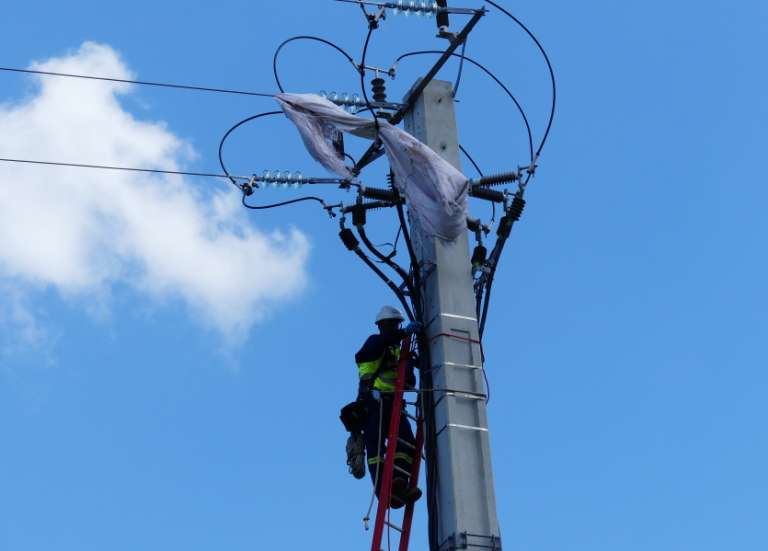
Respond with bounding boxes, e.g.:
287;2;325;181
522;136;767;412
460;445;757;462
355;305;423;509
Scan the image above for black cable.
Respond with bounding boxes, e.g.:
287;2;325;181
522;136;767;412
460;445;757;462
0;157;250;181
394;50;534;163
272;36;358;93
452;40;468;98
475;1;559;335
0;66;274;98
357;224;412;287
459;143;494;223
484;0;557;156
396;202;421;318
353;246;415;321
392;225;403;253
242;194;327;211
459;144;483;178
359;25;382;136
218;111;282;189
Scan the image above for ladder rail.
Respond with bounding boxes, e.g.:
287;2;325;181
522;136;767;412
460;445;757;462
398;411;424;551
370;336;412;551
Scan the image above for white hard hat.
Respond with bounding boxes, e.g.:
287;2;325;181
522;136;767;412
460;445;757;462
375;305;404;324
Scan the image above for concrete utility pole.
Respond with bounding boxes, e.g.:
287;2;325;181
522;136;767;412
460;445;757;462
404;80;502;551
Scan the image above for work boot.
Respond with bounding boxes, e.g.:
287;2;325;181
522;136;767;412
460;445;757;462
404;486;422;504
390;478;409;509
346;433;366;480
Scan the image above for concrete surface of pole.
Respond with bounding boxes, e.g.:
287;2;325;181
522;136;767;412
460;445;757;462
404;79;502;551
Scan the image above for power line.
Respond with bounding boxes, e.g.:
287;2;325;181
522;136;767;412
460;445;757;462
0;66;275;98
0;157;252;180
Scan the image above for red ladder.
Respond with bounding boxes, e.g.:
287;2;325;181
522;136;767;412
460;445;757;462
370;336;425;551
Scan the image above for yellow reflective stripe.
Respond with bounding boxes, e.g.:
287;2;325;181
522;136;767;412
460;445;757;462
373;379;395;391
357;359;380;379
368;454;412;465
395;452;413;463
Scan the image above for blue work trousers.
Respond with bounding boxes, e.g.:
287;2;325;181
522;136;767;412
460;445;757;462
363;392;416;495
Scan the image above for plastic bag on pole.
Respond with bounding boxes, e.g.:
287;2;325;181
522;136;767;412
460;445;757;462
276;93;468;241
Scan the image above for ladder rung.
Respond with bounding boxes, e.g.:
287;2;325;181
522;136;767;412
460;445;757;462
397;437;416;449
393;464;411;477
385;521;403;533
404;411;418;422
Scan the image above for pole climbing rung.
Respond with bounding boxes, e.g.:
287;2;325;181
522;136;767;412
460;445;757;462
397;437;416;449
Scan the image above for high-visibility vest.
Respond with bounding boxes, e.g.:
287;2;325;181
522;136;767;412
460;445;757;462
357;344;401;392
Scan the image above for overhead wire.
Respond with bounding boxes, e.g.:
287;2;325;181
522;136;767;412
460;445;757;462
0;157;251;181
452;40;468;98
0;66;274;97
484;0;557;157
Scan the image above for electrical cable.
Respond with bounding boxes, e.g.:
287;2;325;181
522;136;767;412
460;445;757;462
484;0;557;156
0;66;275;97
359;24;382;140
459;143;495;224
218;111;283;189
242;194;328;210
272;36;358;93
0;157;251;181
353;246;415;321
218;110;334;211
452;40;468;98
357;224;412;289
394;50;534;163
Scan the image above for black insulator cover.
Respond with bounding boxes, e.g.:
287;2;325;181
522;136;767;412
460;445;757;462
469;186;505;203
509;195;526;222
340;228;359;251
241;184;254;197
352;205;367;226
371;78;387;103
471;245;487;267
436;0;450;29
477;172;518;187
362;187;399;202
497;215;513;239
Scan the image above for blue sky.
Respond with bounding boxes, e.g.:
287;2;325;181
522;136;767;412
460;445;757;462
1;1;767;550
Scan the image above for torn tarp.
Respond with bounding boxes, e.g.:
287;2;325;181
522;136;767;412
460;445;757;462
275;93;469;241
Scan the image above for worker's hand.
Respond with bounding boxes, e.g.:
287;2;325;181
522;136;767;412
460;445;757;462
403;321;423;335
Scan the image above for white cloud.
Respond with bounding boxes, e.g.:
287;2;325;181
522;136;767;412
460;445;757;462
0;42;310;343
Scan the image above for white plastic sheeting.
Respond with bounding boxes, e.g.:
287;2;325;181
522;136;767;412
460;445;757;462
275;93;469;241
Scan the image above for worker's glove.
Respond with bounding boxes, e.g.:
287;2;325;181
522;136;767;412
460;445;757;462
403;321;423;335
